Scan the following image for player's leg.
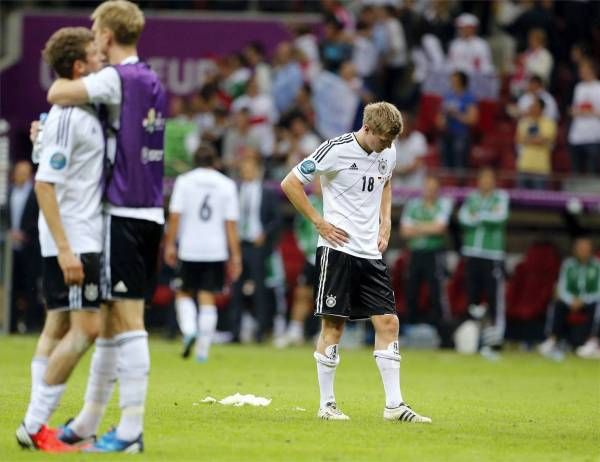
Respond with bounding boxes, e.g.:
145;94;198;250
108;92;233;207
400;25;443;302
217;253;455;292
576;303;600;358
175;289;198;359
480;260;505;359
195;290;218;362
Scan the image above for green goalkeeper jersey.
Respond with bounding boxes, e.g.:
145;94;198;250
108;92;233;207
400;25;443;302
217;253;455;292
458;189;509;260
294;194;323;266
401;196;453;251
557;257;600;304
164;117;197;178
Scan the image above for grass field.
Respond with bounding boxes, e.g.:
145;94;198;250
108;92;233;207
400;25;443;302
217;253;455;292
0;335;598;462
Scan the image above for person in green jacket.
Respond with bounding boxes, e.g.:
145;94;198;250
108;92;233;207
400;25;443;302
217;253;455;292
400;176;453;332
539;236;600;360
275;180;323;348
458;168;510;357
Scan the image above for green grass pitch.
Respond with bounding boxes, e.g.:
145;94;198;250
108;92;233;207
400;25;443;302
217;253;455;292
0;335;598;461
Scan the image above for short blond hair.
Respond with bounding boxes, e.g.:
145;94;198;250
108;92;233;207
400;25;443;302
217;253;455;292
362;102;403;138
91;0;145;46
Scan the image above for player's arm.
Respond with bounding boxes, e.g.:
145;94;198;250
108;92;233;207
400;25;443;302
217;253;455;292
281;172;348;247
34;181;84;285
47;78;89;106
378;179;392;253
225;220;242;281
163;212;180;268
480;192;509;224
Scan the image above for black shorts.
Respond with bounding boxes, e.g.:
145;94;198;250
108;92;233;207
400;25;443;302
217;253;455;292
313;246;396;321
43;253;101;311
174;260;225;293
297;261;317;287
102;215;163;300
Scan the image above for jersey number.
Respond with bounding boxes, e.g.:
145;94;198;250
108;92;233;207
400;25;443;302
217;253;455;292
361;176;375;192
199;195;212;221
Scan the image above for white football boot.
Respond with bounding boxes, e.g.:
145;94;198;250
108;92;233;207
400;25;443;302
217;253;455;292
383;403;432;423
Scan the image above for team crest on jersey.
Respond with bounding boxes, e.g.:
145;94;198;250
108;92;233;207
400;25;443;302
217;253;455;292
50;152;67;170
300;160;316;175
378;159;388;175
326;294;336;308
142;108;166;133
84;283;99;302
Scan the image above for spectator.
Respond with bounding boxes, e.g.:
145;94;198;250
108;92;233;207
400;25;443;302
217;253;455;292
447;13;494;74
515;96;557;190
436;70;479;171
511;75;559;121
292;25;321;82
243;41;272;94
221;108;262;173
538;236;600;360
220;53;251;99
282;112;321;167
393;112;428;189
352;20;378;92
271;42;304;114
229;152;281;343
458;168;509;359
568;59;600;174
400;176;453;333
8;160;42;333
319;14;353;74
164;95;197;178
189;84;218;139
524;28;553;85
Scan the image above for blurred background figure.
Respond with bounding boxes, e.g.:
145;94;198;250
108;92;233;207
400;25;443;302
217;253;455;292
458;168;509;359
8;160;41;333
400;176;453;338
229;152;281;343
510;75;558;121
538;236;600;361
447;13;493;74
515;96;557;190
393;112;427;190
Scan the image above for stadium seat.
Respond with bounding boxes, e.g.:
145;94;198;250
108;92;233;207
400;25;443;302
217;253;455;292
447;258;468;318
416;93;442;137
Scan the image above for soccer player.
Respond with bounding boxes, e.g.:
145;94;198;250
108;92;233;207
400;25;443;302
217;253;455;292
47;0;167;453
164;143;242;361
16;27;104;452
281;102;431;423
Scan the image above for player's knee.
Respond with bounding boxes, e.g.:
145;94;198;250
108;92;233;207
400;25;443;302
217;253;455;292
379;315;399;337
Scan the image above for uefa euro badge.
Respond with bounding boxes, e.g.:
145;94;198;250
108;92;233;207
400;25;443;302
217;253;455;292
50;152;67;170
84;283;99;302
142;108;165;133
300;160;316;175
326;294;336;308
378;158;388;175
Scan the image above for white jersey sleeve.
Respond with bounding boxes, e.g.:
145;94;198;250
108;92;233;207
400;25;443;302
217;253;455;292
224;180;240;221
293;139;341;184
169;176;185;214
35;106;77;185
82;66;121;105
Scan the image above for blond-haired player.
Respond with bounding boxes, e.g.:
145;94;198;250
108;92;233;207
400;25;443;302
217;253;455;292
281;102;432;422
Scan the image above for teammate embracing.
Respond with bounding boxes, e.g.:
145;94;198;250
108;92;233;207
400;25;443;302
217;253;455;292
281;102;431;423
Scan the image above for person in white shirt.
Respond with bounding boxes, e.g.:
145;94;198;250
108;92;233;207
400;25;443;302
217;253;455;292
513;75;559;121
568;58;600;174
393;113;428;189
16;26;104;453
164;143;242;362
447;13;494;74
281;102;431;424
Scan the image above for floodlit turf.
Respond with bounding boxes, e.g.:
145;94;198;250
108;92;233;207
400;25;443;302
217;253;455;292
0;335;598;461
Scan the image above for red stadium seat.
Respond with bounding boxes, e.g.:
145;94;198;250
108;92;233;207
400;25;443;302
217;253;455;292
477;99;499;134
416;93;442;137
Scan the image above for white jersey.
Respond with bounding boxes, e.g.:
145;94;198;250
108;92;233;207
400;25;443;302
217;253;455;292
293;132;396;259
568;80;600;145
35;104;104;257
169;168;239;262
82;56;164;224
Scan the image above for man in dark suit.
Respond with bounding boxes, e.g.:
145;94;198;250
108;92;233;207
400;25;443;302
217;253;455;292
8;160;42;332
229;151;281;342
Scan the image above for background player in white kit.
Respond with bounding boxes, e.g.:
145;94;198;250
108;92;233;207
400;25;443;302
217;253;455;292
164;143;242;362
16;27;104;452
281;102;431;423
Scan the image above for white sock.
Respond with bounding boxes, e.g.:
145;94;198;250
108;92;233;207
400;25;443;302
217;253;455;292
70;338;118;438
30;356;48;403
196;305;217;359
287;320;303;339
374;341;403;408
314;344;340;409
115;330;149;441
24;381;67;434
176;296;197;339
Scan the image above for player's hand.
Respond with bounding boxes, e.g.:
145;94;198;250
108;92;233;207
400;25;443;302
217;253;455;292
254;233;266;247
571;298;584;311
164;242;178;268
58;249;84;286
315;219;349;247
30;121;40;144
228;257;242;282
378;220;391;253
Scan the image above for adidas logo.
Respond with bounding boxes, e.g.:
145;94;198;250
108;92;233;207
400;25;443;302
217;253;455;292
349;163;358;170
113;281;128;293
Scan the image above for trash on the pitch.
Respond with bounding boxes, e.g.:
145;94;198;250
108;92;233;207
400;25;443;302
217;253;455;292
197;393;271;407
293;407;306;412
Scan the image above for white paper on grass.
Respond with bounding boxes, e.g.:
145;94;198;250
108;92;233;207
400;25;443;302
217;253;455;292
198;393;271;407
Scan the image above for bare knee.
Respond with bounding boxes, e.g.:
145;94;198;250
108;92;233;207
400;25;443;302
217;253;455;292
321;317;345;344
374;315;399;341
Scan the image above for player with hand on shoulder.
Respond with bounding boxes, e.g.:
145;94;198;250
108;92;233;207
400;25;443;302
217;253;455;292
281;102;431;423
164;143;242;362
